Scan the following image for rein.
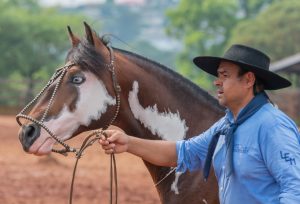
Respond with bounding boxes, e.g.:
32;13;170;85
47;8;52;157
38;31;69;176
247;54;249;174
16;44;120;204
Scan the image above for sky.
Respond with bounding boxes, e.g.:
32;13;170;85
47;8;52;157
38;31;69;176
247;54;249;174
39;0;145;7
40;0;104;7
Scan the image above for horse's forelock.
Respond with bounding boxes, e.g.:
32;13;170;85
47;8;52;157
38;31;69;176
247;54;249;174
66;39;107;77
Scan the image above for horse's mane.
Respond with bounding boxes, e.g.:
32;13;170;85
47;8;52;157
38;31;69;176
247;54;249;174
115;48;224;112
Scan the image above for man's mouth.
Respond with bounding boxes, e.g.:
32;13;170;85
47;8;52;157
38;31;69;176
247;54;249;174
217;90;224;97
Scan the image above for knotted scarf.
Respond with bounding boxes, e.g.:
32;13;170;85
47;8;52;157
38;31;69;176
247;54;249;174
203;92;269;181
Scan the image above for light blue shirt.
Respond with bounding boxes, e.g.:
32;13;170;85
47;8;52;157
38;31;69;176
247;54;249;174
176;103;300;204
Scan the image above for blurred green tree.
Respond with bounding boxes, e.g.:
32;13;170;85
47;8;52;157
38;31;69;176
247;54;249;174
227;0;300;61
166;0;278;90
0;0;86;105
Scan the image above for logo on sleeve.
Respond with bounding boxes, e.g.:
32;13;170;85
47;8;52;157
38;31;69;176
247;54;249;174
280;151;296;165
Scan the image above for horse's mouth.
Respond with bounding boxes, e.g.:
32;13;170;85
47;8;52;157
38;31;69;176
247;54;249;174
18;123;60;155
28;137;55;156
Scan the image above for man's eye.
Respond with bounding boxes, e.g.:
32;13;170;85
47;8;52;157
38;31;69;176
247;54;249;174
71;76;85;84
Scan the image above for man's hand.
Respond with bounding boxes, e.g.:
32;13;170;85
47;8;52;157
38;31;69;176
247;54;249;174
98;126;129;154
99;126;177;167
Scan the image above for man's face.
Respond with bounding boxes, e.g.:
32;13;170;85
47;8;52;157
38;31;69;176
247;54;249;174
214;61;250;110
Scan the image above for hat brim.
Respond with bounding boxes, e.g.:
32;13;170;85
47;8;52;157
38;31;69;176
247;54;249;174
193;56;291;90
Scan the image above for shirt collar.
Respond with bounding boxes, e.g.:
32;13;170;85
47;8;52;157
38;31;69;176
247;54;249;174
225;107;245;124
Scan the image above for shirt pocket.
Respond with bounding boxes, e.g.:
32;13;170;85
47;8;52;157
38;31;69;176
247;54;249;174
234;144;268;179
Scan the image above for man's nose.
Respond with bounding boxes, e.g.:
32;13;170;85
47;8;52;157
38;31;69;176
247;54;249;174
214;78;222;86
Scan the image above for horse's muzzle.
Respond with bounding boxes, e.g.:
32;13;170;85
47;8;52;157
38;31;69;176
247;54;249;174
19;123;41;151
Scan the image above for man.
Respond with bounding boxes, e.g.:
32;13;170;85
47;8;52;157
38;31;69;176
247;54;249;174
99;44;300;203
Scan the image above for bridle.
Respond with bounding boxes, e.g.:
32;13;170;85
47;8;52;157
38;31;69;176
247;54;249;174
16;43;120;204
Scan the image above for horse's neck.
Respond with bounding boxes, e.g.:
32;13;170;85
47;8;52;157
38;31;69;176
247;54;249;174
112;51;222;204
115;51;223;138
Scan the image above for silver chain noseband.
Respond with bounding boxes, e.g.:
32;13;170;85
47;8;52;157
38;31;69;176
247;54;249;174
16;44;120;204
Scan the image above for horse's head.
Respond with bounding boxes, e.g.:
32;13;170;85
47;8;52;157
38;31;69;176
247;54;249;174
17;23;120;155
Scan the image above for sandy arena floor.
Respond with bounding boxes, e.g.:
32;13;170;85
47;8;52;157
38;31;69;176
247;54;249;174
0;115;160;204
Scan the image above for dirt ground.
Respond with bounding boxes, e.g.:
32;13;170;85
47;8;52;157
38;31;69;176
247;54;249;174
0;115;160;204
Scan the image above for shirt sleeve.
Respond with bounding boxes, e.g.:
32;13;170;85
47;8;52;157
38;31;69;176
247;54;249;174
259;119;300;203
176;117;226;173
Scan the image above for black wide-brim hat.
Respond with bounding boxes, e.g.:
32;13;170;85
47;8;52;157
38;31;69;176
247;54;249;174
193;44;291;90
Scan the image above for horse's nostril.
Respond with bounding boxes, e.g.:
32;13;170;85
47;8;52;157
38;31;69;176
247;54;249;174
20;123;41;151
24;124;40;139
26;125;36;138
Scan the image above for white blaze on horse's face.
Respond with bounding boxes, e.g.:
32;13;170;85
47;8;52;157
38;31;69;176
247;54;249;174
128;81;188;141
28;70;116;155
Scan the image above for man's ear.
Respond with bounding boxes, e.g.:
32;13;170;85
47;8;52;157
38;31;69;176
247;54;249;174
245;72;256;88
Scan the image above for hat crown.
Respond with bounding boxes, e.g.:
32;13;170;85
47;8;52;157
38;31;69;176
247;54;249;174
224;44;270;71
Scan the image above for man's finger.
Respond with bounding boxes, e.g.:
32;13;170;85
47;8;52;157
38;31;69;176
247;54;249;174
105;148;115;154
99;134;107;141
98;138;109;145
102;143;115;150
104;130;120;143
102;129;115;138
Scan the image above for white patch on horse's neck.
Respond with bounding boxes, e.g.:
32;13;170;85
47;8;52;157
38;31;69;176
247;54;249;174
44;71;116;140
128;81;188;141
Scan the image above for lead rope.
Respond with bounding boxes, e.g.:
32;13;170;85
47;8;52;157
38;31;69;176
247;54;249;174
69;130;118;204
154;167;177;187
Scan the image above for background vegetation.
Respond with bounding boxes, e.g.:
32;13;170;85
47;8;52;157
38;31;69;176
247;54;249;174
166;0;300;89
0;0;299;120
0;0;85;107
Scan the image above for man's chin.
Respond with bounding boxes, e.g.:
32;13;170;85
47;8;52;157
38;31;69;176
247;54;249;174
217;98;225;106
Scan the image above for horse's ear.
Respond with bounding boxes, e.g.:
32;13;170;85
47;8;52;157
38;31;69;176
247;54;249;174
83;22;105;48
83;22;110;60
67;26;80;47
84;22;95;45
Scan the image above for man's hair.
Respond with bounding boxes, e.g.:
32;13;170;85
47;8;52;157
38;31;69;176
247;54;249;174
237;67;264;95
237;66;274;105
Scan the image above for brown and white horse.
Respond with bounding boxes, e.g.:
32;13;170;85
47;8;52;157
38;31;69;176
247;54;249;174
17;23;224;204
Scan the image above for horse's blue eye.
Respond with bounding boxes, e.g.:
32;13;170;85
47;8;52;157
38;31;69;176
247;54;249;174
71;76;85;84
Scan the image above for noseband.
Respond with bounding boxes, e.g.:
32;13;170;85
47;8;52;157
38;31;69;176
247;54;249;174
16;43;120;204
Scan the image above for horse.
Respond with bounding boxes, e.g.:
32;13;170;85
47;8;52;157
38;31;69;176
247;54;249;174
17;22;224;204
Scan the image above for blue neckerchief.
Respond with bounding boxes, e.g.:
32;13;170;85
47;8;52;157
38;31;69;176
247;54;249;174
203;92;269;181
